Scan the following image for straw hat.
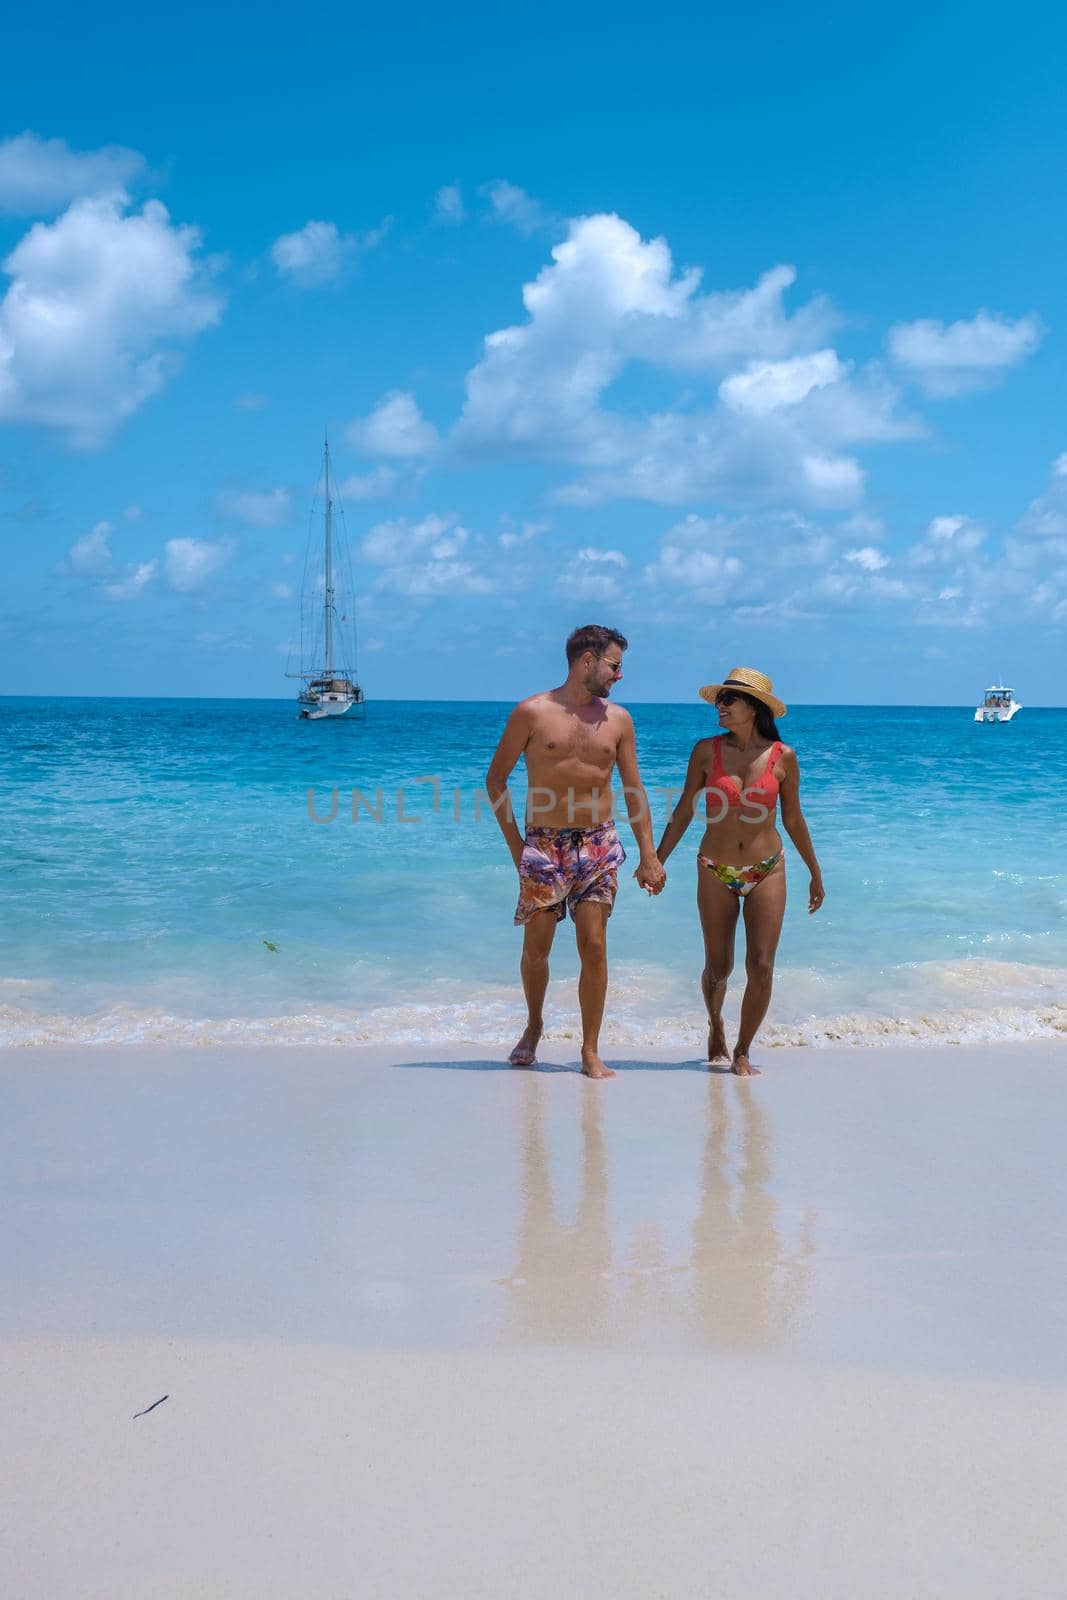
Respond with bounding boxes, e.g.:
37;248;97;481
698;666;786;718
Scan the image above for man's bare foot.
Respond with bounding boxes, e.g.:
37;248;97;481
580;1047;616;1079
508;1025;541;1068
732;1051;761;1077
707;1022;730;1063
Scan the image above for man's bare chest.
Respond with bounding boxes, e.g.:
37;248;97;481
530;717;617;766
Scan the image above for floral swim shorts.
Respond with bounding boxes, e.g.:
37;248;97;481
514;819;627;925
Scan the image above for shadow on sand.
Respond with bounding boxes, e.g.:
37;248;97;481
394;1057;728;1073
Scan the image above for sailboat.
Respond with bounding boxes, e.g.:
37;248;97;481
288;438;365;720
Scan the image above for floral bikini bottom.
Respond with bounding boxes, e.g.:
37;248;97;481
697;848;784;898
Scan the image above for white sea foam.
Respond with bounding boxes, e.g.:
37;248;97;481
2;956;1064;1050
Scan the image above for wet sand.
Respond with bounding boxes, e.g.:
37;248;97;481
3;1040;1067;1596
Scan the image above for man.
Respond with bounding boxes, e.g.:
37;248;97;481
485;624;666;1079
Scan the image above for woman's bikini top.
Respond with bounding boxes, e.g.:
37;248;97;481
706;736;785;810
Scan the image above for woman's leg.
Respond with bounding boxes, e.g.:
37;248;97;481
697;864;741;1063
733;866;787;1075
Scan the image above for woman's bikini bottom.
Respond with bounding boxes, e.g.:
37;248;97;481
697;848;784;898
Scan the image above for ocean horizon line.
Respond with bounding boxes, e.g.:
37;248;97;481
2;693;1065;711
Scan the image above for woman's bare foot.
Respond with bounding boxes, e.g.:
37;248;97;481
707;1021;730;1063
508;1025;541;1067
732;1051;761;1077
581;1046;616;1079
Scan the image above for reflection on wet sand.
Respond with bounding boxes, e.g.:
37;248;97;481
499;1073;814;1351
690;1077;815;1349
502;1077;614;1345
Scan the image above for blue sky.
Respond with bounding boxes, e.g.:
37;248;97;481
1;0;1064;703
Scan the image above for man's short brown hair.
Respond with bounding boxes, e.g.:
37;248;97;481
565;624;628;666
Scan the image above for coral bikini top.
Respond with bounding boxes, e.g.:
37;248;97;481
706;736;785;810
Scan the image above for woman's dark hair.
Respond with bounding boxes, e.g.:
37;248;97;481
737;692;781;742
565;623;628;665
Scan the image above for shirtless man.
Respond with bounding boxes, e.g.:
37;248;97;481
485;624;666;1079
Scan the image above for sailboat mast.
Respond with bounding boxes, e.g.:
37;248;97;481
323;437;333;676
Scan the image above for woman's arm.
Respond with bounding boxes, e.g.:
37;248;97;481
656;741;710;865
777;750;825;913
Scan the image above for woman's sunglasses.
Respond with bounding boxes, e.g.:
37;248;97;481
715;691;741;707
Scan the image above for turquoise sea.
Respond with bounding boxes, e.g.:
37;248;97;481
1;698;1064;1049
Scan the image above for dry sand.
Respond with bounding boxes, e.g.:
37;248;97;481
3;1040;1067;1597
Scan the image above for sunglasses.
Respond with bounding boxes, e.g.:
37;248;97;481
715;691;742;707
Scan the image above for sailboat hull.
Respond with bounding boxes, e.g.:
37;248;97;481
299;695;363;719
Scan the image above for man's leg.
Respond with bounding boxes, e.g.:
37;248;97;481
573;900;614;1079
509;910;559;1066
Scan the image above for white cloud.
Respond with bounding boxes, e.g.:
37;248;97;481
379;560;495;597
801;453;865;503
910;514;987;565
270;580;293;599
555;547;629;601
449;212;907;510
361;512;456;564
844;546;889;571
1016;453;1067;541
336;465;400;501
575;546;627;566
216;486;292;526
625;462;1067;630
0;193;222;446
1000;456;1067;622
103;560;156;600
347;391;439;457
479;179;549;236
888;309;1042;396
838;511;886;541
434;184;465;223
270;217;389;287
0;132;146;214
164;536;232;591
497;518;549;548
647;545;743;593
360;512;496;596
235;391;268;411
639;508;920;617
642;513;749;597
719;349;844;415
65;519;113;573
271;220;349;286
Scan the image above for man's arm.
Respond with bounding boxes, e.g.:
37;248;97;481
615;712;666;894
485;704;531;866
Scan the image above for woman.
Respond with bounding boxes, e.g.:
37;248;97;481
655;668;824;1076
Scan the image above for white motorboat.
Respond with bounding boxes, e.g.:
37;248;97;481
287;439;365;720
974;685;1021;723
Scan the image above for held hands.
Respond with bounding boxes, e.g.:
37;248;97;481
634;856;667;897
808;874;825;914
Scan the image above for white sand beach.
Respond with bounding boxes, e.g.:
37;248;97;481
4;1040;1067;1598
